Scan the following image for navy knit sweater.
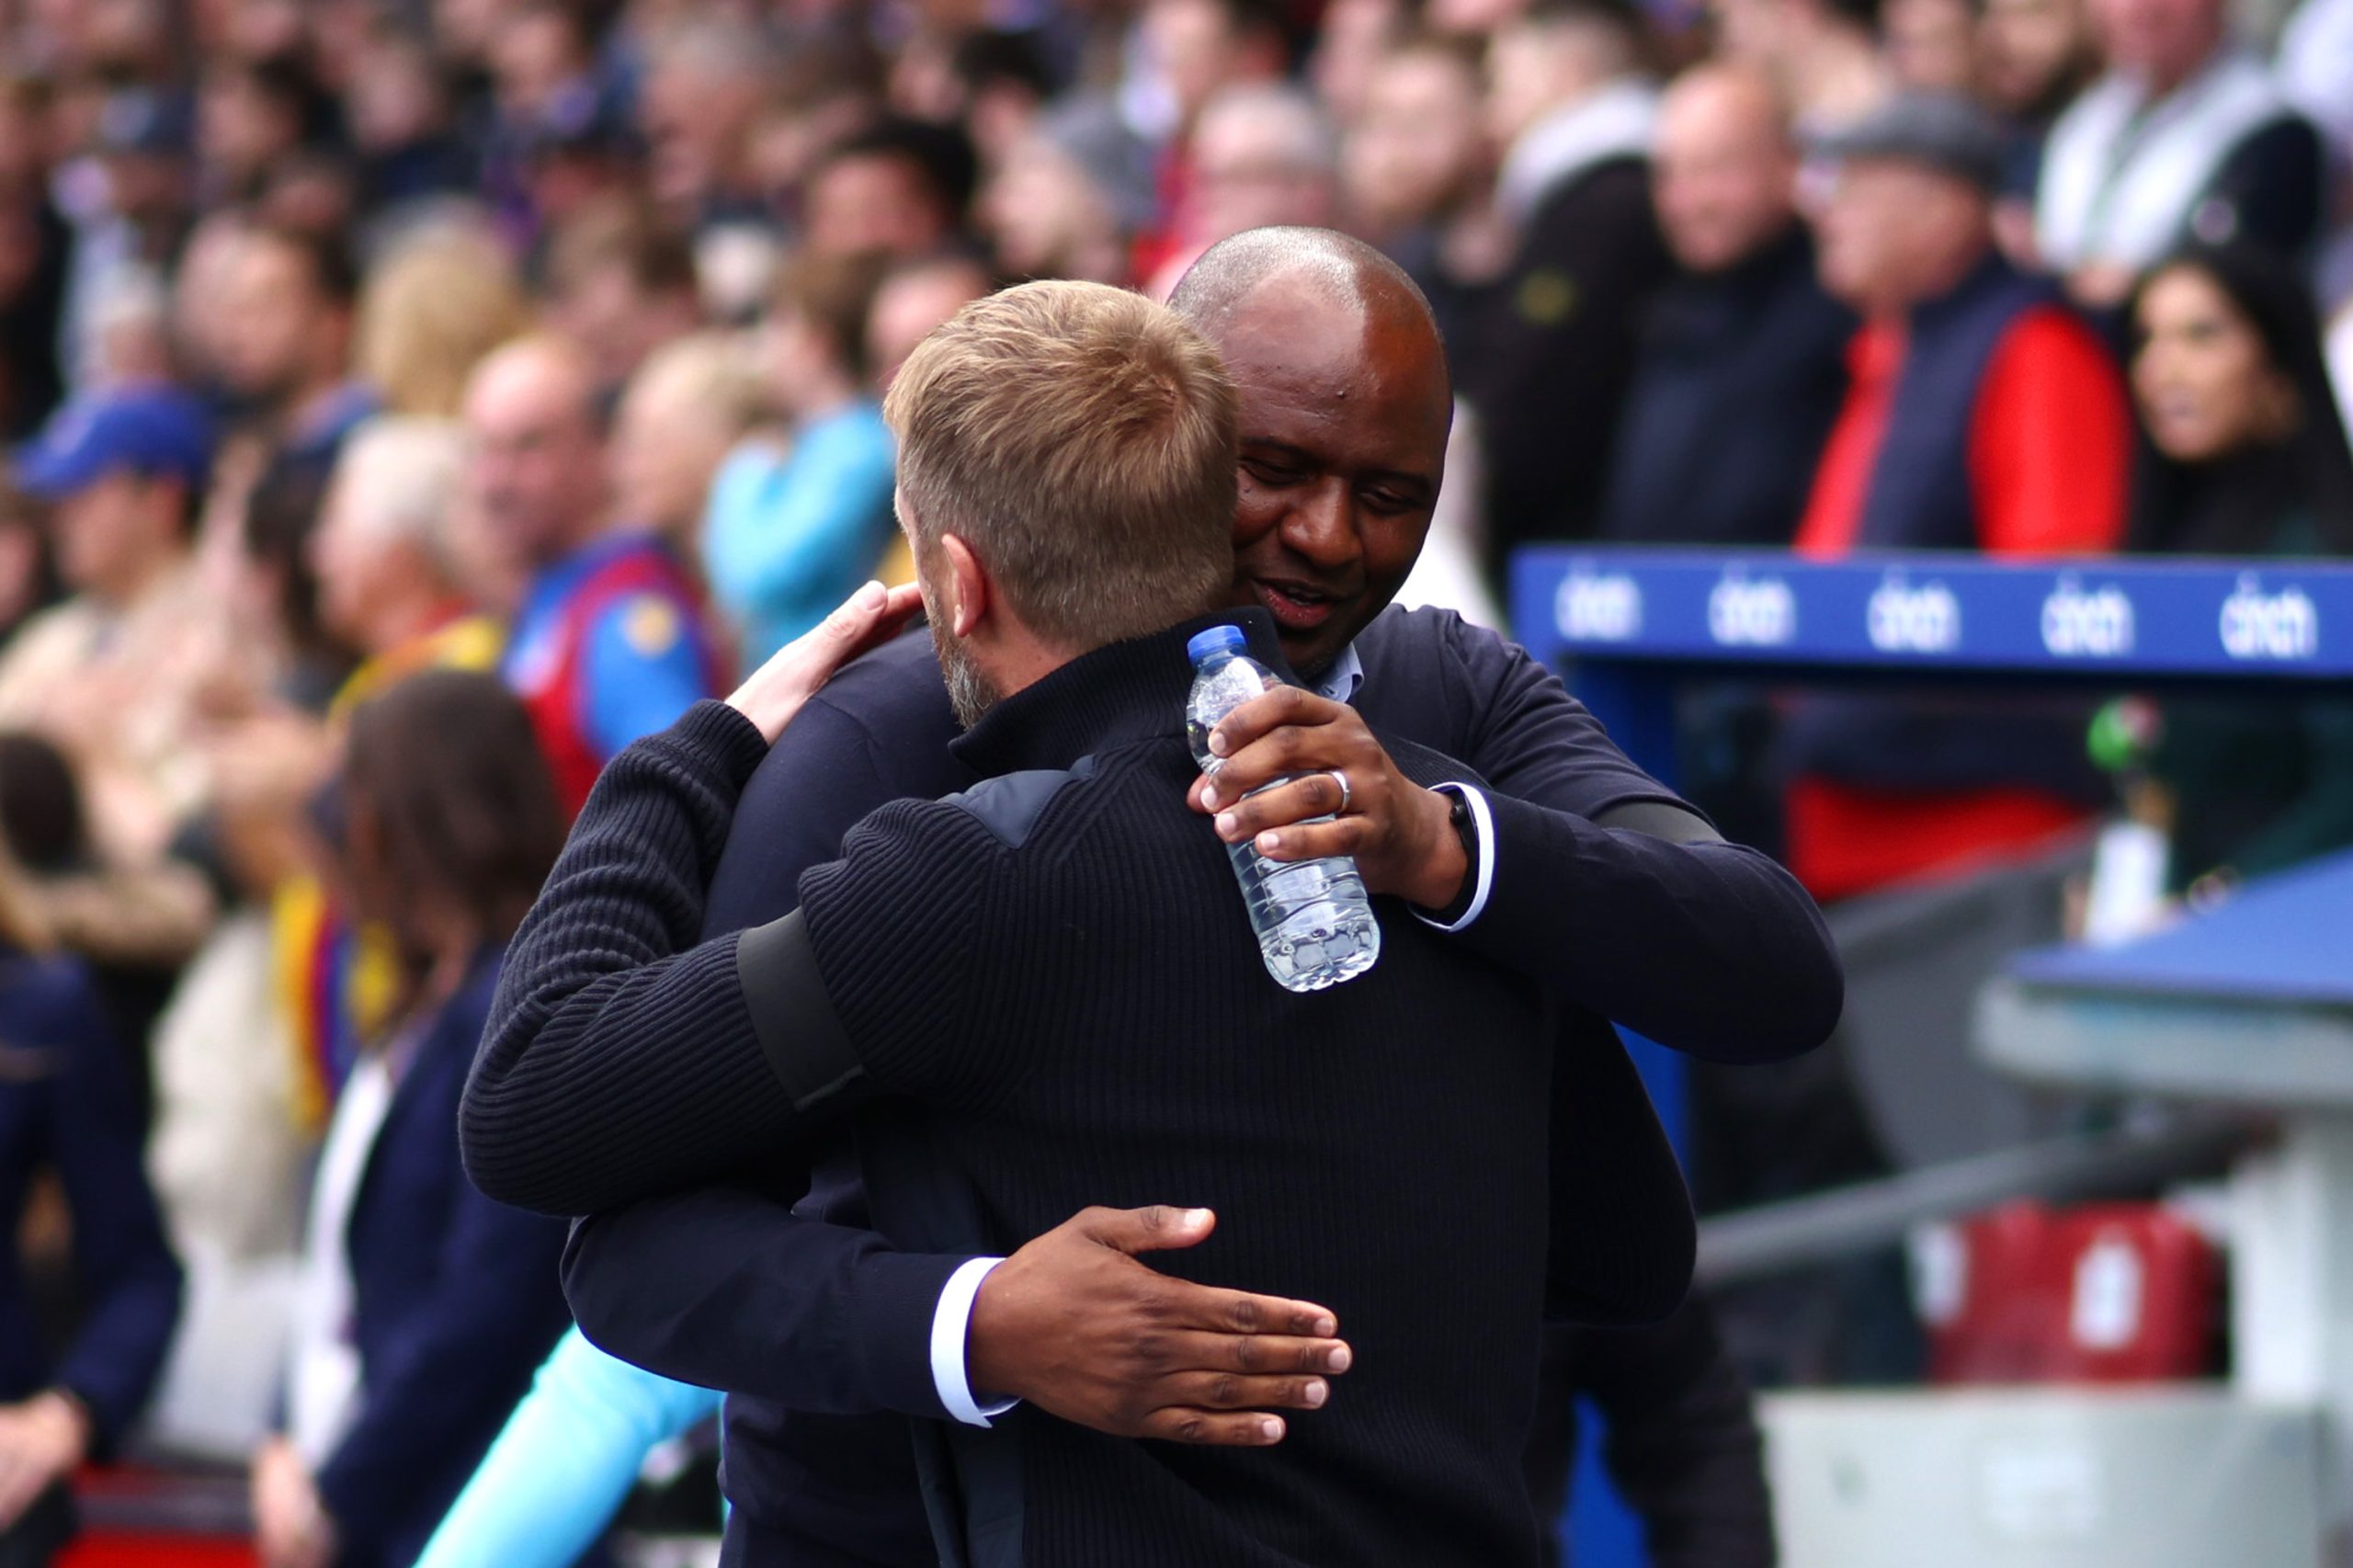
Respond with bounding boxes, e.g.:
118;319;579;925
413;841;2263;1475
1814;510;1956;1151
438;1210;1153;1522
479;616;1582;1567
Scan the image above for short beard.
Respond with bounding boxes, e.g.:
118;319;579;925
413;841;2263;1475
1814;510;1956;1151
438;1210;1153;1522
931;617;1002;730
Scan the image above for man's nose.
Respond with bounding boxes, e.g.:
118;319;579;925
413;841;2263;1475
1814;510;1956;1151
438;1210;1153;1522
1279;479;1362;569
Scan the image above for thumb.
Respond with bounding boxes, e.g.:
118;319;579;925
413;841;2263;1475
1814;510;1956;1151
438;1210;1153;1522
1086;1204;1216;1256
822;580;892;642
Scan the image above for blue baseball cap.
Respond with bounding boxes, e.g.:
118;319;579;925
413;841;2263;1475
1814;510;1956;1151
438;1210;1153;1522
15;386;214;501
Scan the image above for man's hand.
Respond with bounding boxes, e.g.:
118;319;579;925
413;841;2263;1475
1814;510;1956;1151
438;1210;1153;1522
966;1206;1352;1447
251;1436;335;1568
1191;687;1467;910
727;580;926;742
0;1392;86;1528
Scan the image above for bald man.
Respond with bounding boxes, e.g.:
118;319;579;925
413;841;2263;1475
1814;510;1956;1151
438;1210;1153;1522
1597;64;1854;546
467;229;1839;1563
464;335;722;815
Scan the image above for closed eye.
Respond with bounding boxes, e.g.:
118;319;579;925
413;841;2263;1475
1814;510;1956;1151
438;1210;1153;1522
1242;458;1309;487
1361;488;1424;516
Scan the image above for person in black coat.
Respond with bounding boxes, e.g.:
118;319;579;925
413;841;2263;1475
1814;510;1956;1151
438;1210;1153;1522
1461;0;1670;563
0;865;180;1568
1597;64;1853;547
253;673;572;1568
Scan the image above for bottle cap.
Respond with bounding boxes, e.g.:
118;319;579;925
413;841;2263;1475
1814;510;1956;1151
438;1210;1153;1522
1186;624;1247;664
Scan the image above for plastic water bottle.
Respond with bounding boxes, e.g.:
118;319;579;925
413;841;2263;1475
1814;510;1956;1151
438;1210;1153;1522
1184;625;1381;992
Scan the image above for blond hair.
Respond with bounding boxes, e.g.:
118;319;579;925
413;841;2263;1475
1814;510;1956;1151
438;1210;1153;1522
621;331;764;438
883;280;1236;651
358;224;534;418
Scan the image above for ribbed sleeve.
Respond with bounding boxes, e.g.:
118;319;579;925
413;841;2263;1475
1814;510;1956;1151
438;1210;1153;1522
794;800;1003;1100
461;701;801;1216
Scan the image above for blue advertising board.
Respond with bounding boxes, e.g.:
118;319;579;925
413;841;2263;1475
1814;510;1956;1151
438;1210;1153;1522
1509;549;2353;682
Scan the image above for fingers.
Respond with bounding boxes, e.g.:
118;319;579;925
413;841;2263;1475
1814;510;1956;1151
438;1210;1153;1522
821;579;892;641
1138;1409;1289;1446
1201;687;1343;763
842;582;926;662
1209;773;1351;844
1159;1329;1354;1377
1161;1280;1337;1338
815;581;921;663
1158;1371;1331;1412
1076;1203;1217;1256
1236;818;1371;864
1199;710;1384;806
731;582;925;740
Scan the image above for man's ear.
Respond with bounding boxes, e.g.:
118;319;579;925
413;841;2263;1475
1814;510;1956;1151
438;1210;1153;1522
941;533;987;640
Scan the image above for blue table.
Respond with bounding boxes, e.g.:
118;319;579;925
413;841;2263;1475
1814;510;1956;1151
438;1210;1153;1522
1506;547;2353;1567
2005;848;2353;1011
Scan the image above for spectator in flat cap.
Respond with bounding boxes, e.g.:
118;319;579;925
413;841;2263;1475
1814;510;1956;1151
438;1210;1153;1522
1782;89;2132;901
1810;86;2011;190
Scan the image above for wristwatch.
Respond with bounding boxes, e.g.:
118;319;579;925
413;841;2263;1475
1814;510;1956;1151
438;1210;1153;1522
1426;785;1483;925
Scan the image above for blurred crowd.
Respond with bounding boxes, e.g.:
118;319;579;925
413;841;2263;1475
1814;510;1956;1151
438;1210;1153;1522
0;0;2348;1560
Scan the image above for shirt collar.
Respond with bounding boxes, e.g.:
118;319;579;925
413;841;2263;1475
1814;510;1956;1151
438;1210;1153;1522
1313;642;1365;704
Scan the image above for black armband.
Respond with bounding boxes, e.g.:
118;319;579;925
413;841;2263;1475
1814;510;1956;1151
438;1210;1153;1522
736;910;865;1110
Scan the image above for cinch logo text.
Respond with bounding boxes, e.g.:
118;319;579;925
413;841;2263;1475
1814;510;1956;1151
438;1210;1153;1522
2041;580;2135;658
1709;574;1796;647
1557;570;1643;643
2220;577;2318;661
1867;578;1961;654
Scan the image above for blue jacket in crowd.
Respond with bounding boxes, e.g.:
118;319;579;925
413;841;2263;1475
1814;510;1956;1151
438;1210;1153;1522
0;949;180;1451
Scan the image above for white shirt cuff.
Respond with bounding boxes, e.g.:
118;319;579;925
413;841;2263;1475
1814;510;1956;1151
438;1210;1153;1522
930;1256;1017;1426
1414;783;1495;934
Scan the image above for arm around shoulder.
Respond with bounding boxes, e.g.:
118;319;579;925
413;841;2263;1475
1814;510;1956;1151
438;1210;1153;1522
460;701;804;1214
463;722;997;1214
